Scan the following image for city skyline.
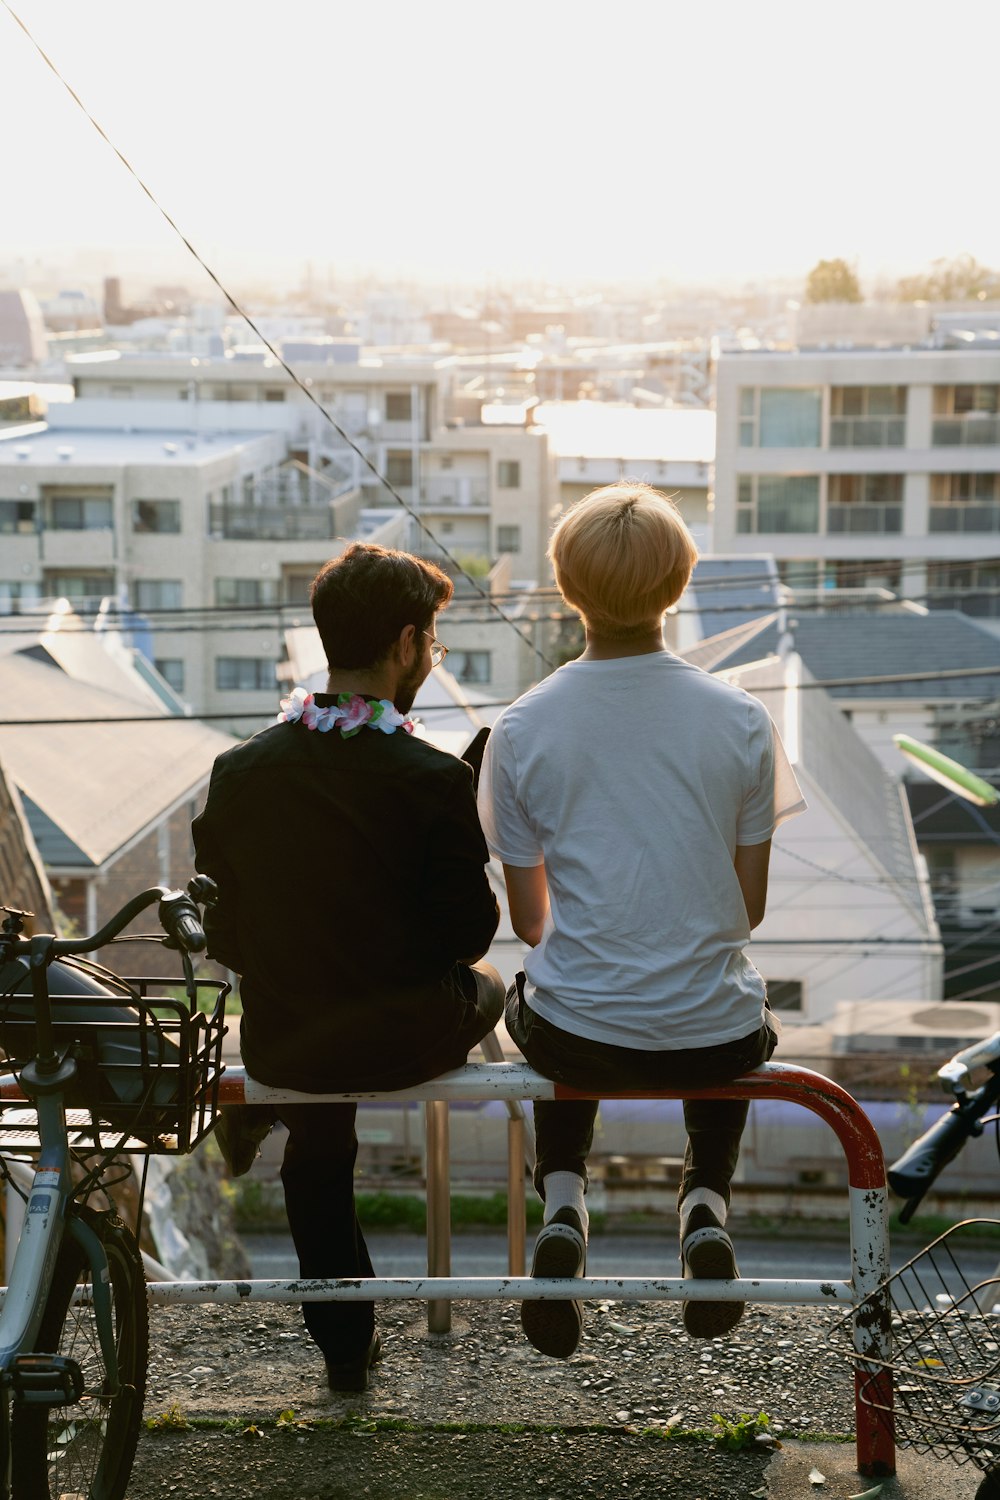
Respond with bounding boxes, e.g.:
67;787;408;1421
3;0;999;295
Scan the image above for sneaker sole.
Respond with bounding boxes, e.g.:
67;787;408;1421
682;1234;744;1339
521;1225;585;1359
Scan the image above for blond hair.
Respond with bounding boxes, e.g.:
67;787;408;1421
549;482;699;638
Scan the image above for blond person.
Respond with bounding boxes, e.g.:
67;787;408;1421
478;483;805;1357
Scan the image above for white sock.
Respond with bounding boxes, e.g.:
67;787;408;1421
542;1171;589;1238
679;1187;728;1238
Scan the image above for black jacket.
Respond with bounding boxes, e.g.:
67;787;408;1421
192;708;499;1091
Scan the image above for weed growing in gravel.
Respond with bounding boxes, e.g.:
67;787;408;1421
146;1402;190;1432
710;1412;773;1452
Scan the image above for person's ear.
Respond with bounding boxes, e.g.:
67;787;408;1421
396;622;418;663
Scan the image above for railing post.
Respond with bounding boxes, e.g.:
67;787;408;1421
507;1117;526;1276
425;1100;451;1333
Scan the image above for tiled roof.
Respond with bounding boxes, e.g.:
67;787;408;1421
0;655;235;869
686;556;782;643
685;610;1000;700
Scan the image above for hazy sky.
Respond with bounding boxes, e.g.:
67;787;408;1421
3;0;998;290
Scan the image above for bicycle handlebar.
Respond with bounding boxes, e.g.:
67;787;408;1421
888;1048;1000;1223
1;881;214;962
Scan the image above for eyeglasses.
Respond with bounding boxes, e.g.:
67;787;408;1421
424;632;449;669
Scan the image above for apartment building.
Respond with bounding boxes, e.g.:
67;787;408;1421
714;340;1000;622
0;409;413;728
60;345;558;704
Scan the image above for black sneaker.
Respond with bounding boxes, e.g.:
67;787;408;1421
680;1203;744;1339
521;1207;587;1359
325;1331;383;1393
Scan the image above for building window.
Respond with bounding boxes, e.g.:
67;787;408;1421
49;495;113;530
132;499;181;534
450;649;491;685
155;658;185;693
281;570;316;605
133;579;183;611
927;559;1000;619
930;473;1000;533
736;475;819;533
830;387;906;447
766;980;803;1012
0;580;41;612
0;500;36;534
827;474;903;533
739;388;821;448
385;450;413;486
932;385;1000;445
385;391;412;422
215;656;277;692
263;388;285;402
496;524;521;553
214;577;279;607
497;460;521;488
43;571;115;604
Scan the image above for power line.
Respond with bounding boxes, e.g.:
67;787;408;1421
0;0;555;677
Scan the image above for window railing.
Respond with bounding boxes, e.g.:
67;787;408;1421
829;416;905;448
209;502;340;541
826;502;903;535
932;416;1000;446
929;504;1000;534
420;478;490;508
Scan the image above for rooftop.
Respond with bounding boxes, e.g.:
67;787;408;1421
0;423;275;467
0;653;233;867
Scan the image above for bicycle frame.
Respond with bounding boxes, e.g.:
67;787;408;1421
0;882;213;1500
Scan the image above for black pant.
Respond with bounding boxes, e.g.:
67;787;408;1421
277;961;506;1359
505;975;777;1210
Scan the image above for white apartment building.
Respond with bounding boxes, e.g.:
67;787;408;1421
0;411;411;727
714;341;1000;621
60;347;557;704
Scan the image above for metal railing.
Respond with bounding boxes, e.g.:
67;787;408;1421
826;502;903;534
830;416;905;448
933;416;1000;447
193;1058;892;1477
929;504;1000;534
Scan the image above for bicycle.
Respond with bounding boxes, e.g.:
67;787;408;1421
830;1028;1000;1499
0;880;228;1500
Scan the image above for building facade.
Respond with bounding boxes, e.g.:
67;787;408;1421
714;343;1000;623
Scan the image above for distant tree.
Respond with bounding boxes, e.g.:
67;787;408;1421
896;254;1000;303
805;258;863;304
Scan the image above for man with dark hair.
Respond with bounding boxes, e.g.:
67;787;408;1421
193;542;504;1391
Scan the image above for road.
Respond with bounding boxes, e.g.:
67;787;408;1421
245;1226;1000;1290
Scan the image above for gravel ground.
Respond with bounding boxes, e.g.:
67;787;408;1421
127;1298;860;1499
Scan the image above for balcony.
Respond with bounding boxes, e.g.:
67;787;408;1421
929;504;1000;534
420;477;490;510
932;415;1000;447
829;416;905;448
826;502;902;535
209;502;351;542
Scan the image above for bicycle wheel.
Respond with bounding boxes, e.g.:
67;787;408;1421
11;1203;148;1500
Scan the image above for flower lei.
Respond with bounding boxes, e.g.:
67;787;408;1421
277;687;414;737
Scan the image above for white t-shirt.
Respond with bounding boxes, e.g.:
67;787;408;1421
478;652;806;1050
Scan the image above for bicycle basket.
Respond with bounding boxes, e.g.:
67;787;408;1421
829;1219;1000;1469
0;960;228;1154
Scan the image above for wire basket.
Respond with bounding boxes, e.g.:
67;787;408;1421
831;1220;1000;1470
0;975;229;1155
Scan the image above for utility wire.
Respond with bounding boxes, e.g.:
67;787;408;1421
3;668;1000;728
0;0;555;675
6;581;1000;632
